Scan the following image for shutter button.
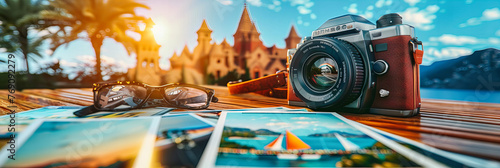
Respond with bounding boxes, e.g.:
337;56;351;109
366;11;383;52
373;60;389;75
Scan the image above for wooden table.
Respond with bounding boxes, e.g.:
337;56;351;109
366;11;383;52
1;86;499;161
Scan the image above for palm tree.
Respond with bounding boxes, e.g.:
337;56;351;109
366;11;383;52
42;0;149;81
0;0;50;74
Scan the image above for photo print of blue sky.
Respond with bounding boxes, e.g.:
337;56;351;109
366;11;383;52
5;0;499;74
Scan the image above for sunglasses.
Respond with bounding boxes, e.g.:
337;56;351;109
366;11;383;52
74;81;218;117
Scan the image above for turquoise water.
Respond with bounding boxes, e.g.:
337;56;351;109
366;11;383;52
215;135;377;167
421;88;500;103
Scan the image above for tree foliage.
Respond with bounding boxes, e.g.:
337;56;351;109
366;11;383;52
41;0;150;81
0;0;52;73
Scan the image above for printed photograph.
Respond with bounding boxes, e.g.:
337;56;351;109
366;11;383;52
152;113;216;167
214;112;420;167
0;117;160;168
157;113;215;140
0;106;171;125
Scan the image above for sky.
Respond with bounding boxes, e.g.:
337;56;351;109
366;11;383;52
3;0;500;76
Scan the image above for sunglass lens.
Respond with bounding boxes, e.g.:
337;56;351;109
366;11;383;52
96;85;148;110
164;87;208;108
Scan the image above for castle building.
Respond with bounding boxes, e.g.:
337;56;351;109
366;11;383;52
127;18;164;85
166;4;301;84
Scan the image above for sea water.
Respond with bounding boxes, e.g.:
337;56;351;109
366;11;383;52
420;88;500;103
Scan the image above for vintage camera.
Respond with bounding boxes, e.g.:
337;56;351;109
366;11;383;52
287;13;424;117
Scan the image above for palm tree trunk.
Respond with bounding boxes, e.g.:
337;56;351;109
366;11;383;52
18;27;30;75
91;36;104;82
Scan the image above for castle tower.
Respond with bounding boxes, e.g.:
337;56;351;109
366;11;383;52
285;25;301;49
130;18;162;85
196;19;213;56
233;3;264;69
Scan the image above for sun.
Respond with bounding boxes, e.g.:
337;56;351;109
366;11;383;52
151;18;167;41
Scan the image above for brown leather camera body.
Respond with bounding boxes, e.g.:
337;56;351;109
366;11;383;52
286;14;423;117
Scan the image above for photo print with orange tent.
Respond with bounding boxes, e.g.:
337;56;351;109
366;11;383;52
199;111;447;167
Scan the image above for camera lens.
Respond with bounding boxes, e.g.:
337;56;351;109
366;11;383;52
306;57;339;90
289;37;365;110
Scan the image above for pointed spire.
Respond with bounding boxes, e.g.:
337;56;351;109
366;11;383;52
288;25;300;38
182;44;190;53
139;18;159;46
236;4;253;33
197;19;212;34
221;38;230;47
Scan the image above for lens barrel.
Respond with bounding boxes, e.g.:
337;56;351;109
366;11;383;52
289;37;365;109
376;13;403;28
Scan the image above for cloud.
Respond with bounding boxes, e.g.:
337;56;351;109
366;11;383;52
297;6;311;14
489;37;500;44
247;0;262;7
496;30;500;36
310;13;317;19
266;122;290;126
344;3;374;19
426;5;440;13
295;121;318;124
291;117;312;120
239;0;311;14
424;47;473;64
289;0;314;15
460;8;500;27
400;5;440;30
375;0;392;8
361;11;374;19
347;4;358;14
60;60;78;67
297;16;309;26
429;34;479;45
482;8;500;20
466;0;473;4
273;0;281;6
429;34;500;45
216;0;233;5
404;0;420;6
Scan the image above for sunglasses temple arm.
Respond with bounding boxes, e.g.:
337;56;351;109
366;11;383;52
74;105;99;117
211;96;219;103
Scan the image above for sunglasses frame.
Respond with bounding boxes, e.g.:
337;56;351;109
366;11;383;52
92;81;218;111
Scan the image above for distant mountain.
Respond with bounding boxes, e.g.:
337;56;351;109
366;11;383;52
254;129;281;135
223;127;280;137
308;130;369;138
420;48;500;90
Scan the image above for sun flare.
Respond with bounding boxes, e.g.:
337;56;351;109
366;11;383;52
151;19;167;41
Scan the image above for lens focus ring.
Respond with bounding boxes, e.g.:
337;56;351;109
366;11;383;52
335;39;365;108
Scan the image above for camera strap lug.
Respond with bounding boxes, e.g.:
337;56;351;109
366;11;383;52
410;38;424;65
